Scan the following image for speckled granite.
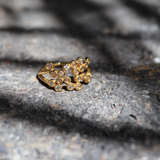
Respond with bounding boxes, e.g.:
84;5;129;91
0;0;160;160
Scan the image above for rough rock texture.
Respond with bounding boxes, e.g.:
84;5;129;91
0;0;160;160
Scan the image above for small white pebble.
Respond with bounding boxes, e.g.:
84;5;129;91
154;57;160;63
101;80;106;84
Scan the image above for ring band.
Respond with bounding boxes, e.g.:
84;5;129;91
38;57;92;92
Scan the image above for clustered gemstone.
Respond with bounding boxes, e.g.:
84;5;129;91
50;71;57;77
75;83;82;90
77;58;84;65
63;64;70;71
67;83;74;90
46;63;52;70
58;71;65;77
49;81;54;87
72;68;79;75
71;61;78;68
46;57;91;91
55;85;62;92
56;78;63;84
64;77;71;84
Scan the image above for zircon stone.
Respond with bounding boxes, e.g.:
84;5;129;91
82;74;87;79
64;64;70;70
50;71;57;77
76;83;82;90
64;77;71;83
78;58;83;65
46;63;52;70
55;85;62;91
58;71;64;77
71;61;77;68
68;83;74;90
56;78;63;84
87;75;91;81
72;69;79;75
74;76;81;82
84;75;91;83
49;81;54;87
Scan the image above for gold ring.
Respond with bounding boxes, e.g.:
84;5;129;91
38;57;92;92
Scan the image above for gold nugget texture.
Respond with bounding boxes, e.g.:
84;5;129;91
38;57;92;92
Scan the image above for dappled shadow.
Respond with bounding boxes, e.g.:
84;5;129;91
40;0;157;70
0;94;160;147
0;58;60;68
121;0;160;25
0;0;156;70
0;26;142;40
41;0;121;70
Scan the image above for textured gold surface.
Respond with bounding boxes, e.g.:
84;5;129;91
38;57;92;91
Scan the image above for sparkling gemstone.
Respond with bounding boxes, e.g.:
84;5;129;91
64;77;71;83
64;64;70;70
56;78;63;84
68;83;74;90
78;58;83;65
82;74;87;79
49;81;54;87
55;85;62;91
72;69;79;75
58;71;64;77
50;71;57;77
71;61;77;68
77;76;81;81
74;76;81;82
46;63;52;70
76;83;82;90
75;69;78;74
87;75;91;81
84;75;91;83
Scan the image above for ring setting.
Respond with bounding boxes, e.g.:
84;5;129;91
38;57;92;92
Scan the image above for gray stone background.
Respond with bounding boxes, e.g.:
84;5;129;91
0;0;160;159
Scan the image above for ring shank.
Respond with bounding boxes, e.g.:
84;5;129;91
38;61;91;86
38;74;49;84
53;62;68;67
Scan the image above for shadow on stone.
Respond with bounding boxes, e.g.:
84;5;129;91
121;0;160;25
0;94;160;147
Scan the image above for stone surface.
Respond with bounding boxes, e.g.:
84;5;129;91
0;0;160;160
